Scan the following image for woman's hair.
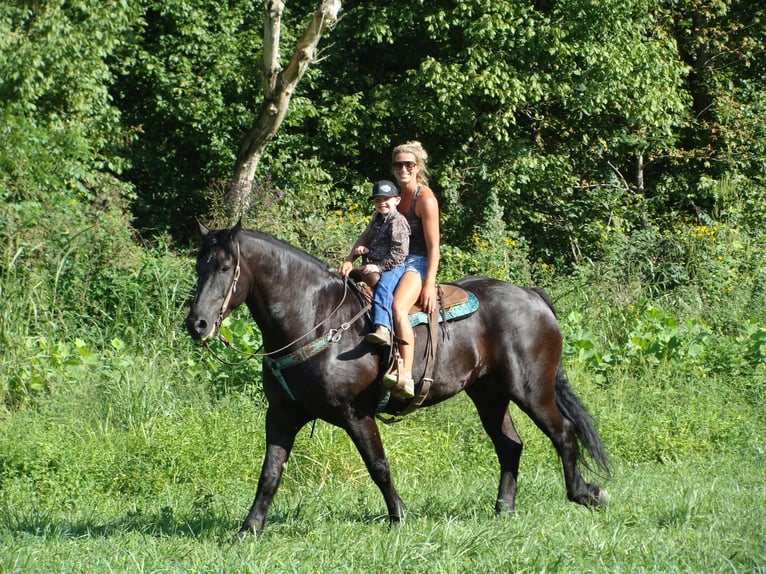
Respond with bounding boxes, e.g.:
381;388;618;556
392;140;430;186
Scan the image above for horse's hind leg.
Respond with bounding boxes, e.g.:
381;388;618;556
238;405;304;539
344;415;406;524
466;383;523;514
517;381;604;507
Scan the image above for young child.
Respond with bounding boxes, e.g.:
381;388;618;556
339;180;410;350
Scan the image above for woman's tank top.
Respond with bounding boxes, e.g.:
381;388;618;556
404;186;427;256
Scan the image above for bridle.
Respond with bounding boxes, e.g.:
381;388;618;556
214;243;241;334
204;243;371;378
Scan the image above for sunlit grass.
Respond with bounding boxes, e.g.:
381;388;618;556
2;219;766;572
1;370;764;573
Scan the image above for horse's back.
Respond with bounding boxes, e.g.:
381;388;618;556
453;276;559;329
416;276;561;401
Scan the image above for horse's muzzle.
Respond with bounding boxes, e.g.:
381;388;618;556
185;313;216;342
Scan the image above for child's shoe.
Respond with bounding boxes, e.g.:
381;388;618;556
366;325;391;345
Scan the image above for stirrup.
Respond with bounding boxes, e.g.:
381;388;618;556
382;371;398;389
393;376;415;399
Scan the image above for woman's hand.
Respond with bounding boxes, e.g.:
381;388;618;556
420;282;438;313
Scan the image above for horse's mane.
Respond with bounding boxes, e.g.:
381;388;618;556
200;224;343;287
240;229;339;278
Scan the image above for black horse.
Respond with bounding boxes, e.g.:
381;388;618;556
185;221;610;538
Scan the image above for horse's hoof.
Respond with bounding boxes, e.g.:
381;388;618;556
597;487;611;506
231;530;249;543
495;499;515;515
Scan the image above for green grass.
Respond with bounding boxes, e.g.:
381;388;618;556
1;379;764;573
2;222;766;572
2;460;763;574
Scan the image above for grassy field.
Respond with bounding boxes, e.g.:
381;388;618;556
1;363;764;573
2;223;766;572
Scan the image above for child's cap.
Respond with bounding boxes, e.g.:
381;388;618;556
371;180;399;198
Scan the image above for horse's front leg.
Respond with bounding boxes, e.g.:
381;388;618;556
237;405;303;540
344;415;406;524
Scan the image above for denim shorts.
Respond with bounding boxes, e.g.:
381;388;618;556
403;254;428;279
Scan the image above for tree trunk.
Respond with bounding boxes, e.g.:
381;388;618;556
227;0;341;218
637;151;649;228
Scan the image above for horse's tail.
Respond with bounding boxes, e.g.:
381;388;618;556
530;286;611;476
554;366;611;476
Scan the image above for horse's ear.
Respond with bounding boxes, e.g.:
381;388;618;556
230;218;242;238
197;218;211;239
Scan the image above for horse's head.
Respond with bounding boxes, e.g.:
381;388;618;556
185;220;246;342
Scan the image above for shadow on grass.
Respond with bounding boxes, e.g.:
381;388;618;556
3;505;233;541
1;498;397;542
2;472;524;541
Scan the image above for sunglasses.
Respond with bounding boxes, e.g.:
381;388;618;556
392;160;416;171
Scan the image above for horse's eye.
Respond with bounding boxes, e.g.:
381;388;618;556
221;265;231;273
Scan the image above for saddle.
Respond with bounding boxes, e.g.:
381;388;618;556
348;270;478;419
408;284;469;314
348;268;470;312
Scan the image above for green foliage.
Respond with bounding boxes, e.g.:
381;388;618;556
0;216;193;409
0;0;150;410
6;0;766;272
0;0;138;200
112;0;265;232
288;0;765;268
554;220;766;411
301;0;702;263
196;308;266;400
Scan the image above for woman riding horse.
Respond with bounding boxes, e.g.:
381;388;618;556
186;221;610;539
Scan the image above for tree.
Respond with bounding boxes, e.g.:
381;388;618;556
0;0;138;204
106;0;764;262
228;0;341;218
668;0;766;224
303;0;690;261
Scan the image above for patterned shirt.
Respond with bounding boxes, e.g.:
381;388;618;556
363;211;410;271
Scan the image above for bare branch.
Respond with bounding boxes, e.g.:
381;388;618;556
228;0;342;218
261;0;284;97
607;160;633;195
281;0;341;88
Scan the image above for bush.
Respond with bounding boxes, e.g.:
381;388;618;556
555;218;766;409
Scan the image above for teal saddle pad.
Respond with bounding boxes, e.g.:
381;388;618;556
409;291;479;327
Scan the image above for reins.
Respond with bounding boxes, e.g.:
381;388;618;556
204;243;370;370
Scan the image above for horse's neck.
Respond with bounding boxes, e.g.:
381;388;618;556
241;233;344;343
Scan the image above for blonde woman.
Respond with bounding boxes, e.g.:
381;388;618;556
385;141;440;398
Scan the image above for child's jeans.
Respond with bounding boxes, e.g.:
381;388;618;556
372;263;406;330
